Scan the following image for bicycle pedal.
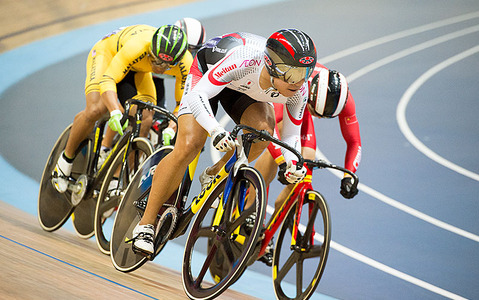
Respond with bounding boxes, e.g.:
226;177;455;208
131;244;154;260
134;198;148;211
258;253;273;267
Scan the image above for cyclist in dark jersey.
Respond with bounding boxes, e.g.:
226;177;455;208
132;29;317;255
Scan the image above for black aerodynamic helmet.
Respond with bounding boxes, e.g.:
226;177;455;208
308;69;349;118
264;28;317;84
150;24;188;66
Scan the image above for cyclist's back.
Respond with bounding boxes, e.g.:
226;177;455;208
190;32;306;104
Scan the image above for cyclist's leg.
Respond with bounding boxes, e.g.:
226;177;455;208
134;113;207;253
65;92;107;157
140;108;154;137
66;39;111;158
52;91;107;193
238;102;275;161
253;147;277;187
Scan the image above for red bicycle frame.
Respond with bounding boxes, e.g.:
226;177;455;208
258;174;316;258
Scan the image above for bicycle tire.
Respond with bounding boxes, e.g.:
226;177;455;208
38;125;91;232
182;166;266;300
94;137;153;255
273;190;331;300
110;146;173;272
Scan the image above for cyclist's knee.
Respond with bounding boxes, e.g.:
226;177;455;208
84;97;108;121
173;136;204;161
254;117;275;135
241;103;275;134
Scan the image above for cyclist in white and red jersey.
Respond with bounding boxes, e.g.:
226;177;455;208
261;63;361;211
132;29;318;255
252;63;361;265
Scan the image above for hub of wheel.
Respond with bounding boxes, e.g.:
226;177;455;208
71;174;88;206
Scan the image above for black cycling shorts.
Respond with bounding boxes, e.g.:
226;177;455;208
209;88;258;124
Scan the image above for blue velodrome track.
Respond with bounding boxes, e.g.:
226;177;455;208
1;0;478;299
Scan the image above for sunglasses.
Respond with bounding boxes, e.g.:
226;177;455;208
272;64;313;84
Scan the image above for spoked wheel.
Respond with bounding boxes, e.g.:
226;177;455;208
38;125;90;232
273;190;331;300
110;146;172;272
182;166;266;300
94;137;153;255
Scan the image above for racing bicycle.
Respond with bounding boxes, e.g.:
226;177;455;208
93;99;177;254
38;99;172;239
203;158;358;300
110;124;303;300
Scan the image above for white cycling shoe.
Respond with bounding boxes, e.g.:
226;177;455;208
199;168;214;190
97;148;111;170
199;169;220;208
52;153;72;193
102;178;119;220
132;223;155;255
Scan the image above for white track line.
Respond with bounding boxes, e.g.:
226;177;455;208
209;16;479;299
316;148;479;243
338;24;479;243
397;45;479;182
347;24;479;82
320;11;479;64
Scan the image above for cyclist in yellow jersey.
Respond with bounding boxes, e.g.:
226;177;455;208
52;24;190;193
96;19;206;166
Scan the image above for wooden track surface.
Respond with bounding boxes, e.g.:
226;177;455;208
0;1;257;299
0;201;257;299
0;0;199;53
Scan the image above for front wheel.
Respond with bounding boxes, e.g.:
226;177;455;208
182;166;266;300
94;137;153;255
273;190;331;300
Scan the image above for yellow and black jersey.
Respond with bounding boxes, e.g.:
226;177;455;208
85;24;192;105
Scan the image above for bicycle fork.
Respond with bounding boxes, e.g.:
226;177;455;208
291;183;317;252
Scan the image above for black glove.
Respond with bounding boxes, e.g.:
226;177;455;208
340;177;358;199
277;163;289;185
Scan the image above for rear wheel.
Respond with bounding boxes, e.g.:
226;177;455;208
38;125;90;232
110;146;172;272
94;137;153;255
182;166;266;300
273;190;331;300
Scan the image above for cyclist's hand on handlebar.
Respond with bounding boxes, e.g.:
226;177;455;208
162;127;176;146
277;160;306;185
211;127;235;152
108;109;129;136
340;177;358;199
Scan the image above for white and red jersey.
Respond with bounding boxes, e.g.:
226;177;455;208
268;63;362;173
178;32;307;162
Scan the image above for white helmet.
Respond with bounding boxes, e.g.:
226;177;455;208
174;17;206;52
308;69;349;118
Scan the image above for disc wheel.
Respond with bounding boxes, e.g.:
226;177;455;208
110;146;172;272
